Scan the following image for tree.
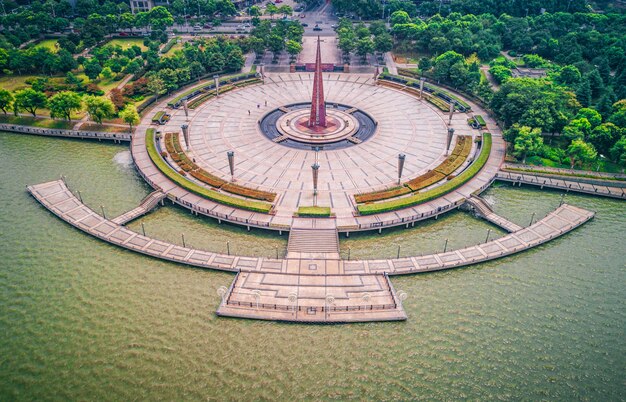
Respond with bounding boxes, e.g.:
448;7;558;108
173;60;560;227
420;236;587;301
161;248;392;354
489;65;512;84
356;37;374;61
575;108;602;128
224;48;245;71
13;89;48;117
576;79;592;107
418;57;432;73
265;3;278;19
390;10;410;25
267;34;285;60
610;136;626;172
512;126;543;163
558;65;582;86
567;139;597;168
48;91;82;121
101;66;114;80
119;104;139;132
84;59;103;81
147;6;174;31
84;95;115;124
285;40;302;61
147;75;166;102
589;123;622;157
0;89;14;115
374;33;393;54
249;5;261;17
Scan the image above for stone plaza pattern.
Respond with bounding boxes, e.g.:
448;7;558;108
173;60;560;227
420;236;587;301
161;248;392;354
132;73;506;231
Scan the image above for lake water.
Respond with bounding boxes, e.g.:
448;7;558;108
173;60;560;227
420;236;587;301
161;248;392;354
1;132;624;400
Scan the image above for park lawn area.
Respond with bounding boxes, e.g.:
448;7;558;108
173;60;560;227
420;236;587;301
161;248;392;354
80;122;131;133
0;75;42;91
75;73;124;94
105;38;148;51
0;114;75;129
32;39;59;52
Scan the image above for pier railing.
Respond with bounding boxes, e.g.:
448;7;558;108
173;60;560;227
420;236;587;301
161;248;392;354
0;123;131;142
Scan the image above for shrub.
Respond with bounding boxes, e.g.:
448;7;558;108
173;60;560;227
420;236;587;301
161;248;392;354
354;186;412;203
297;206;331;217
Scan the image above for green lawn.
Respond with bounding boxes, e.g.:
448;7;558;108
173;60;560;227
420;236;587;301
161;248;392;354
32;39;59;52
0;75;40;91
75;73;123;94
105;38;148;51
0;114;74;129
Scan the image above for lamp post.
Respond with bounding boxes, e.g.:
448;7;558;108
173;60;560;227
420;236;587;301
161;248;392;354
214;74;220;96
227;151;235;181
419;78;425;99
181;124;189;150
397;153;406;185
182;99;189;119
448;101;455;124
446;128;454;155
312;162;320;199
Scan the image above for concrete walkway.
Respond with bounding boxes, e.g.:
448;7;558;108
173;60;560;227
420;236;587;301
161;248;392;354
28;179;594;323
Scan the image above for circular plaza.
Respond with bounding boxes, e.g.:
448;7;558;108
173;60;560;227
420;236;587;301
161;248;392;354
132;68;506;232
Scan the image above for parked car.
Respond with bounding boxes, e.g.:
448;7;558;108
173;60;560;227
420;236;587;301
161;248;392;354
313;25;322;31
301;23;309;27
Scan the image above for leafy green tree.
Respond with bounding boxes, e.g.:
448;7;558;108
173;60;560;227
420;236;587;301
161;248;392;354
374;33;393;54
567;139;597;168
512;126;543;163
224;48;245;71
0;89;14;115
48;91;82;121
84;59;103;81
356;37;374;61
418;57;432;73
101;66;113;80
575;79;592;107
119;104;139;131
489;65;512;84
13;89;48;117
285;40;302;61
249;5;261;17
589;123;622;156
147;75;166;102
147;6;174;31
390;10;411;25
267;34;285;60
558;65;582;86
265;3;278;18
610;136;626;172
575;108;602;128
84;95;115;124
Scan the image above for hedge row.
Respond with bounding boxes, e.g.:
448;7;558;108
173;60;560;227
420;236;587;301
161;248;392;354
474;115;487;127
357;133;492;215
297;206;331;217
354;185;412;203
164;132;276;202
147;129;273;213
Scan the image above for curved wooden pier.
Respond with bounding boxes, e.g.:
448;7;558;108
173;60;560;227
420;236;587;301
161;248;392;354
28;179;595;323
0;123;131;143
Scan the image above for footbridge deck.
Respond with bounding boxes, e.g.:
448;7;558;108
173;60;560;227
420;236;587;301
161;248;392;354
465;195;523;232
28;179;595;323
496;171;626;199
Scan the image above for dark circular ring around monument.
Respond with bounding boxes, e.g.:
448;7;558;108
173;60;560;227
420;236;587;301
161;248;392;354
259;102;378;150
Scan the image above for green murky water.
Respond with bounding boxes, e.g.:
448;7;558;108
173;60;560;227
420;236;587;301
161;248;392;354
1;132;624;400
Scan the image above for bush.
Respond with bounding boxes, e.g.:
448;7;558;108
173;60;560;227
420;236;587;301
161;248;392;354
354;186;412;203
297;206;331;217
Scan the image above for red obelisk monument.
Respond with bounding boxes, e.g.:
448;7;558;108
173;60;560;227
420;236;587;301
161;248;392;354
308;36;327;128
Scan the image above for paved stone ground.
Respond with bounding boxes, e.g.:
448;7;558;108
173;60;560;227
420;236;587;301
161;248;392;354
166;73;477;222
134;72;506;231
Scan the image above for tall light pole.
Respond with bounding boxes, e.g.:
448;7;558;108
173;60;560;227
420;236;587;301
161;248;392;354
312;162;320;199
397;154;405;185
227;151;235;181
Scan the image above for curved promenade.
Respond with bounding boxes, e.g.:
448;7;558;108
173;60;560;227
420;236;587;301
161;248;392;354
0;123;131;143
28;179;594;323
131;73;506;233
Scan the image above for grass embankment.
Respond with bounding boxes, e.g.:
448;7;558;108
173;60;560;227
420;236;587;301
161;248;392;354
0;114;75;129
357;134;492;215
146;129;273;213
105;38;148;51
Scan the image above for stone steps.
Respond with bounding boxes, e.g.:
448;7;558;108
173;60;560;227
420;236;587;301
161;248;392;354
287;228;339;254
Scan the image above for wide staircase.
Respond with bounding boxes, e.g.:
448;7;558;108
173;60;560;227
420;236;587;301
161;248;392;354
287;218;340;259
465;195;523;233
